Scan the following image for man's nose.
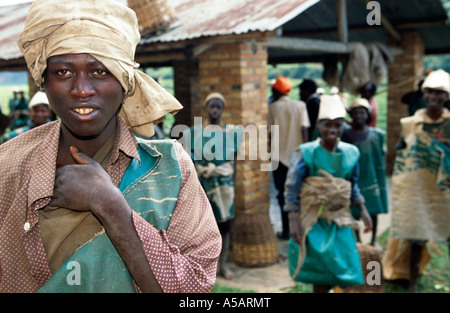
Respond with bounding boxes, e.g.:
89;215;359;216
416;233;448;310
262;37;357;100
71;74;95;99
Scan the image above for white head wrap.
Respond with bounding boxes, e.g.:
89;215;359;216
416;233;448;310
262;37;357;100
317;94;347;120
348;97;371;112
18;0;182;137
421;69;450;94
28;91;49;110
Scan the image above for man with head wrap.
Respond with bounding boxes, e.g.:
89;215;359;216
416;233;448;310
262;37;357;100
383;69;450;293
0;0;221;293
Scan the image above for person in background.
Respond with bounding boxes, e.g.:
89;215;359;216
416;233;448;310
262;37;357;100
383;69;450;293
299;79;320;140
401;80;426;116
342;98;388;246
8;87;30;130
184;92;242;280
1;91;52;144
359;82;378;127
284;94;372;293
269;76;310;240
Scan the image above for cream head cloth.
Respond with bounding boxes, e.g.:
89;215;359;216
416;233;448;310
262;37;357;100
421;69;450;94
317;94;347;120
348;97;371;112
18;0;182;137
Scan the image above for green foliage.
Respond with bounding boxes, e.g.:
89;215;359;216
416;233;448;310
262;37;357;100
211;284;257;293
424;54;450;73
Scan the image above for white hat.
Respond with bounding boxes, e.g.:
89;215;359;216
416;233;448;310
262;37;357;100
28;91;49;110
348;97;371;112
421;69;450;93
330;86;339;94
318;95;347;120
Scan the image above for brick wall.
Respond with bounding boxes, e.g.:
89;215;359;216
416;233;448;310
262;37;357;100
386;31;424;173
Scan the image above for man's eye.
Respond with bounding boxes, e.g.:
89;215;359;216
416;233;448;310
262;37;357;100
56;69;72;77
93;69;108;76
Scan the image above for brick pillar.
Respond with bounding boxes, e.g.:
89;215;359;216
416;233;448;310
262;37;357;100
386;31;424;174
197;38;279;267
197;39;270;216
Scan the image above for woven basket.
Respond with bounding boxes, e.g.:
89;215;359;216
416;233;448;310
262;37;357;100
128;0;176;36
231;214;279;267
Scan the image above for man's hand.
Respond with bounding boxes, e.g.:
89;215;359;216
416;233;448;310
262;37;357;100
358;204;373;233
49;146;162;292
49;146;123;214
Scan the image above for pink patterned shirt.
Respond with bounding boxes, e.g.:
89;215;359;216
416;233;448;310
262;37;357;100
0;118;221;292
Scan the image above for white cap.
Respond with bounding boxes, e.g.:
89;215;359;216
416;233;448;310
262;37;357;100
330;86;339;94
348;97;371;112
318;95;347;120
421;69;450;93
28;91;49;110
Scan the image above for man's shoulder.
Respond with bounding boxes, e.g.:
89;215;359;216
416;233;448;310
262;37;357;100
0;121;59;183
0;121;58;149
273;96;306;109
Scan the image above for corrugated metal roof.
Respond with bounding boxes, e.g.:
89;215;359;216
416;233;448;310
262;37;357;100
0;3;29;60
0;0;449;64
141;0;319;43
0;0;320;61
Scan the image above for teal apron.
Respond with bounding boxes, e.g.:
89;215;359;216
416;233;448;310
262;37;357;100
186;125;242;222
288;140;364;286
39;139;181;293
350;129;388;218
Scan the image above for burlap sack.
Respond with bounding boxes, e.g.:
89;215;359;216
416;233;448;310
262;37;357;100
292;169;359;278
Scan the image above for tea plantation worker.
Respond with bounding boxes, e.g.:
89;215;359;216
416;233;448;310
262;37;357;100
0;0;221;293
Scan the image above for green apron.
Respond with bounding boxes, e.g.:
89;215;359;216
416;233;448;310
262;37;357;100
39;139;181;293
186;125;242;222
288;140;364;286
349;128;388;218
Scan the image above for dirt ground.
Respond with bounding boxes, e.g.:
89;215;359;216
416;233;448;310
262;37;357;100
215;176;392;293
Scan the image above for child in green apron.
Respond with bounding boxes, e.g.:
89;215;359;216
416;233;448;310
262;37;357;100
284;95;372;293
342;98;388;246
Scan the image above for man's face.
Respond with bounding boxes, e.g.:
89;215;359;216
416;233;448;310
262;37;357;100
349;107;369;126
206;98;224;122
43;53;124;139
30;104;51;127
423;87;448;110
318;118;344;146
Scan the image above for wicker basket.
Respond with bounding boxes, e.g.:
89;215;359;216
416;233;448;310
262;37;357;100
231;214;279;267
128;0;177;36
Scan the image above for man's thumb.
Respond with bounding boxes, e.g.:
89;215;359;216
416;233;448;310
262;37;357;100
70;146;91;165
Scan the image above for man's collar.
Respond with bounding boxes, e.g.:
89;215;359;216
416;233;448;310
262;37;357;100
110;116;140;164
414;108;450;124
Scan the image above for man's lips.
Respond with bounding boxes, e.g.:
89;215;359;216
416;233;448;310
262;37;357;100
73;107;94;115
70;106;99;121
